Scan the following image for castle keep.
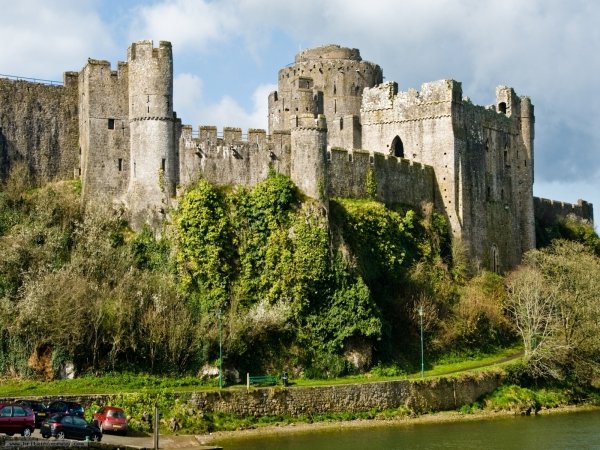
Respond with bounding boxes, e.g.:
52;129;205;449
0;41;593;271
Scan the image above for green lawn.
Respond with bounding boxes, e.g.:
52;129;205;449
0;345;523;398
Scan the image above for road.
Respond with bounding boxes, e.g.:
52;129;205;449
30;428;220;449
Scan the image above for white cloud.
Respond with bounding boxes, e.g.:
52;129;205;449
0;0;115;79
129;0;241;54
174;72;274;130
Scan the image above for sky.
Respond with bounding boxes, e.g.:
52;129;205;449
1;0;598;222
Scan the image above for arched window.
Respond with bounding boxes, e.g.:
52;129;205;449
391;136;404;158
498;102;507;114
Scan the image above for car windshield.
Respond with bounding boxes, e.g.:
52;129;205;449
107;410;125;418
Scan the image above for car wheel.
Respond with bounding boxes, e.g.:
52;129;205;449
92;433;101;442
22;427;33;437
42;434;50;439
56;431;66;439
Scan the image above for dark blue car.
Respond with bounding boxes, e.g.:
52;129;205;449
40;413;102;441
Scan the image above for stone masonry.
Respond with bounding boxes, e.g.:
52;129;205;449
0;41;594;271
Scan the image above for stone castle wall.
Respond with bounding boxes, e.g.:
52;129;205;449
455;92;534;271
361;80;537;270
177;126;291;189
78;60;129;202
0;75;79;182
534;197;594;225
328;148;437;209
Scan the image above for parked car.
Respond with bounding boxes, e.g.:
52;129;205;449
46;400;85;417
15;400;48;428
0;403;35;437
92;406;128;434
40;413;101;441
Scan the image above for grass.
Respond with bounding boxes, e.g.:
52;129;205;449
0;345;523;398
0;372;218;397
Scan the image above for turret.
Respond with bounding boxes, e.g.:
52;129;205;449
126;40;176;229
269;45;382;149
290;114;328;203
518;96;536;251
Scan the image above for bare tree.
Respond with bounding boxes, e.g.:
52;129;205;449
507;241;600;383
506;266;561;378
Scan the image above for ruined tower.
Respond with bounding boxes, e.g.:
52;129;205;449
126;40;176;229
268;45;382;150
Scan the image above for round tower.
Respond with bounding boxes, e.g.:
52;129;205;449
126;40;176;229
519;96;536;252
269;45;383;149
290;114;328;202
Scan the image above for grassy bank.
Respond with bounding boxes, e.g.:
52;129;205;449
0;345;522;397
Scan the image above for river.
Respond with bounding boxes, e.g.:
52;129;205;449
215;408;600;449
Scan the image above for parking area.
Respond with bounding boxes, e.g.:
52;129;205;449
28;428;219;449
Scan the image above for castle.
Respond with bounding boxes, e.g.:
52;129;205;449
0;41;593;272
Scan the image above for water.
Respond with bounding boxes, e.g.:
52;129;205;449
216;409;600;450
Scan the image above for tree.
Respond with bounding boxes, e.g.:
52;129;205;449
507;241;600;384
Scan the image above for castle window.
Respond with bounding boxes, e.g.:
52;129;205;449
504;150;509;167
118;158;123;172
487;186;491;201
340;117;344;130
498;102;507;114
298;78;313;89
391;136;404;158
491;245;499;273
273;92;278;101
161;158;166;172
348;153;353;163
327;151;331;162
369;155;374;165
108;118;115;130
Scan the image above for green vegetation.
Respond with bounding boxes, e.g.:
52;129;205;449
0;345;521;397
460;383;577;415
2;163;600;413
536;214;600;256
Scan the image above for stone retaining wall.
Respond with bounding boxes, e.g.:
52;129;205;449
189;371;502;416
1;371;503;419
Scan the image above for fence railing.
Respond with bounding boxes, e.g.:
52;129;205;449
0;73;63;86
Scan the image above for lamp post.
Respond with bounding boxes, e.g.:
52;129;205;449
419;305;424;379
218;308;223;389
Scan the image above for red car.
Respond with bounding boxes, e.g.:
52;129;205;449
92;406;128;434
0;403;35;437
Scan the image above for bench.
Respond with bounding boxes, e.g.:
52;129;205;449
246;373;277;389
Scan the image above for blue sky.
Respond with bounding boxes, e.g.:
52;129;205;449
2;0;599;222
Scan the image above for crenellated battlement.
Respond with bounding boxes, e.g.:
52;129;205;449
128;40;172;61
181;125;282;146
534;197;594;224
